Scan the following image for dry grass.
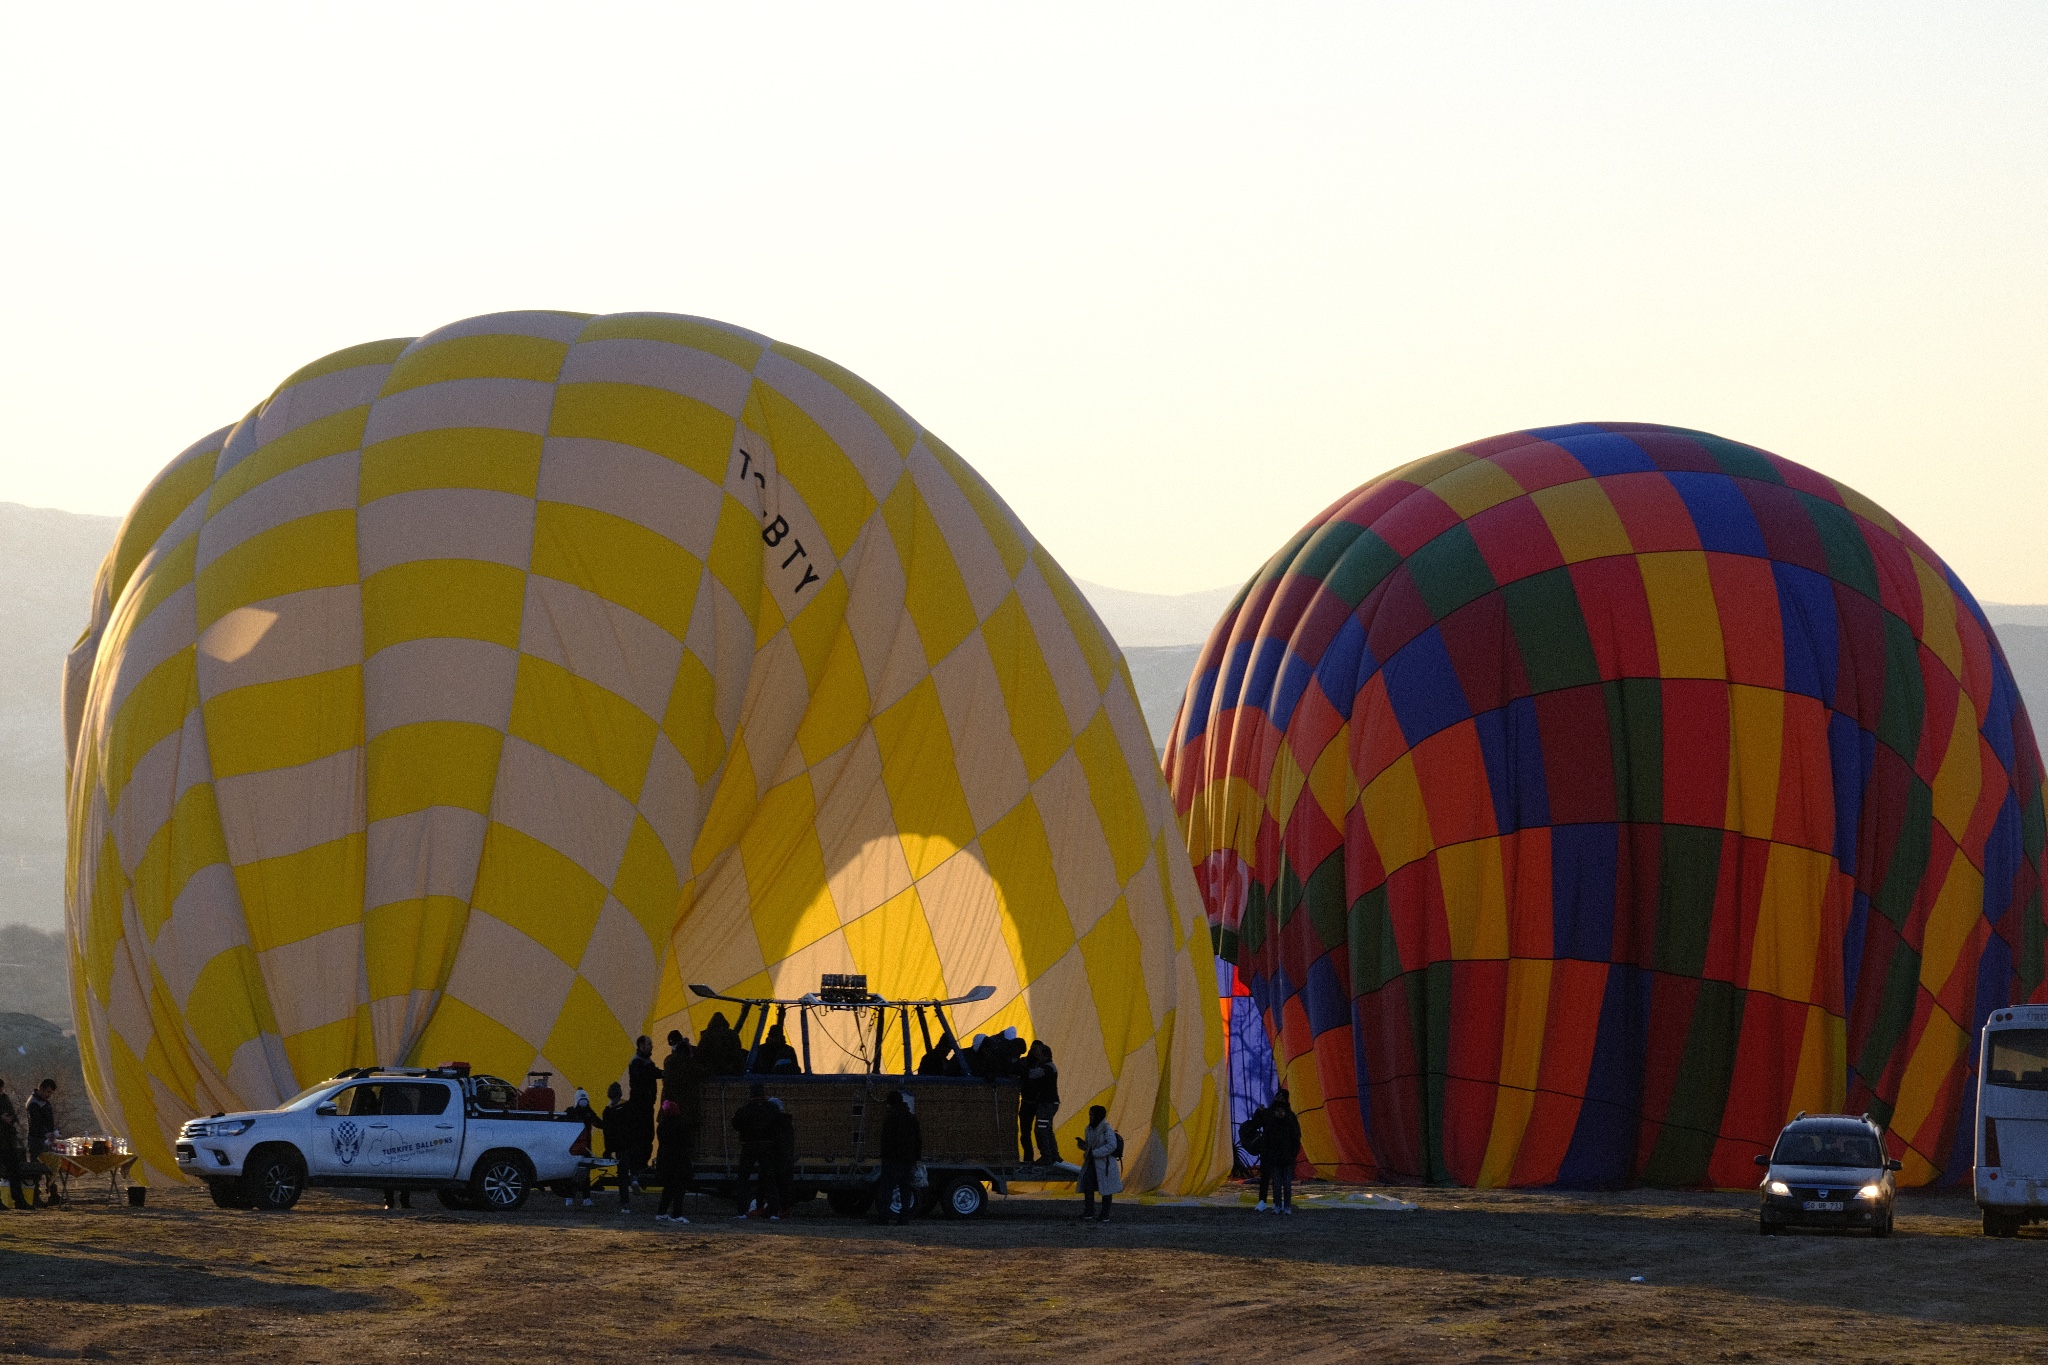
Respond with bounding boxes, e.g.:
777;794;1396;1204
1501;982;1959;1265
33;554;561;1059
1;1182;2044;1361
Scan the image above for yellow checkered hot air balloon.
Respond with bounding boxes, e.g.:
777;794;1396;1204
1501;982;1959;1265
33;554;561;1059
64;310;1229;1191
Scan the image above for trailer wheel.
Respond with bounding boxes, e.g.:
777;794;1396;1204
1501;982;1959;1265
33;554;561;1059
941;1179;987;1218
827;1190;872;1217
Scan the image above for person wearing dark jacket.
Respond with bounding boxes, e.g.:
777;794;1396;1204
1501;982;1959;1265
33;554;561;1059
660;1032;693;1102
697;1012;746;1076
600;1082;636;1211
563;1088;603;1207
1260;1089;1303;1214
0;1081;27;1212
751;1024;800;1075
872;1090;922;1225
769;1097;797;1215
916;1032;957;1076
653;1100;693;1223
623;1035;660;1199
730;1084;780;1217
1020;1041;1060;1163
1239;1101;1273;1210
26;1080;59;1208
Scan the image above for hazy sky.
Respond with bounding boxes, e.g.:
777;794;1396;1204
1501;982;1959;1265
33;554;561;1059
1;3;2041;597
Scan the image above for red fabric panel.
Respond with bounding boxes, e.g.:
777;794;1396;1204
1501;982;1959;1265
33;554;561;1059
1412;720;1496;847
1506;958;1609;1185
1707;552;1785;690
1661;679;1730;829
1537;685;1619;824
1467;495;1565;587
1571;556;1659;681
1601;472;1702;553
1442;959;1510;1186
1504;827;1555;959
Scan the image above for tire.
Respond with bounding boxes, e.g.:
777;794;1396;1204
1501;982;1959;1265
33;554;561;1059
469;1151;535;1212
241;1146;306;1211
1985;1208;2019;1238
207;1180;252;1210
827;1190;872;1218
941;1180;987;1218
437;1188;475;1211
1758;1215;1772;1236
1874;1209;1893;1238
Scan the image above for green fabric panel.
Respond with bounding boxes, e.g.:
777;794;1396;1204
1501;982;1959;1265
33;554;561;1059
1303;850;1348;954
1407;523;1498;620
1213;924;1238;964
1639;978;1745;1185
1349;885;1399;995
1293;519;1367;586
1324;530;1405;609
1854;943;1925;1083
1698;435;1784;485
2023;780;2045;864
2022;883;2045;998
1421;960;1454;1184
1864;1092;1896;1131
1502;568;1602;694
1274;853;1302;930
1803;494;1883;602
1873;779;1933;929
1655;825;1723;977
1605;678;1664;826
1255;522;1319;586
1239;879;1269;955
1876;614;1926;762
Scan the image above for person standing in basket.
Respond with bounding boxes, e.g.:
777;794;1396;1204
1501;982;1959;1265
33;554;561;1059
1075;1104;1122;1223
1260;1089;1302;1215
872;1090;921;1225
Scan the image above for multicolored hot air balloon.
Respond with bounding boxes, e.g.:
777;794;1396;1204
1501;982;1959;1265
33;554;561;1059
1169;423;2046;1188
65;310;1229;1190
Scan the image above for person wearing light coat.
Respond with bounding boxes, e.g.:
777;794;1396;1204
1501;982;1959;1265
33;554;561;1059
1074;1104;1122;1223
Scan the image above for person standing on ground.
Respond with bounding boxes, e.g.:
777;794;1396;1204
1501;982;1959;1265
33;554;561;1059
769;1096;798;1215
0;1080;27;1212
1239;1100;1272;1210
1260;1089;1302;1215
26;1079;59;1208
872;1089;921;1225
1021;1042;1060;1163
730;1083;780;1218
660;1032;691;1102
1075;1105;1122;1223
653;1100;692;1224
599;1082;636;1212
624;1035;660;1200
563;1088;603;1207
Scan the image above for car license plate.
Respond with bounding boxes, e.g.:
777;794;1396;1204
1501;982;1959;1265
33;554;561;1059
1802;1200;1844;1211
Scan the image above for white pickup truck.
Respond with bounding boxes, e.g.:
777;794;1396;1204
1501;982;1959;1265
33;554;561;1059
175;1065;582;1212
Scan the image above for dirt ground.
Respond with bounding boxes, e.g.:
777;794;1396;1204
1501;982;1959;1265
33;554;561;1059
2;1180;2046;1362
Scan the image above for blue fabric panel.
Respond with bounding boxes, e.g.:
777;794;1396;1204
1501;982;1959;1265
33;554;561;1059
1828;710;1867;869
1983;794;2021;926
1382;625;1473;746
1843;891;1871;1016
1270;648;1320;731
1551;822;1620;962
1774;561;1841;702
1182;663;1221;744
1243;636;1291;716
1315;613;1376;722
1305;952;1351;1037
1667;471;1769;557
1552;431;1659;476
1473;696;1551;835
1982;661;2020;772
1553;963;1650;1188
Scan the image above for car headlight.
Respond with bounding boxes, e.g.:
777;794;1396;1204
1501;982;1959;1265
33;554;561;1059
1768;1180;1790;1195
187;1119;253;1138
1858;1184;1882;1200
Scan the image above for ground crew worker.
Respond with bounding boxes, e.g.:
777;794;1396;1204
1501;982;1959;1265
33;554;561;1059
731;1083;780;1217
872;1090;921;1226
1022;1042;1060;1163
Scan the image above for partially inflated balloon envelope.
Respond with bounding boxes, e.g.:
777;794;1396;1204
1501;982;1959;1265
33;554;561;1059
65;310;1229;1189
1168;424;2046;1188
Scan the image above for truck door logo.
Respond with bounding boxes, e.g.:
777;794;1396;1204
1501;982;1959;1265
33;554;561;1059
333;1120;362;1166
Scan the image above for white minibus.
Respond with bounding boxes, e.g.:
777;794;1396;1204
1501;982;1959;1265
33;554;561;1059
1975;1003;2048;1236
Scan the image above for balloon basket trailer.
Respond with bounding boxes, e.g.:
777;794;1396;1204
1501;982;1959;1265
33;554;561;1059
606;981;1077;1219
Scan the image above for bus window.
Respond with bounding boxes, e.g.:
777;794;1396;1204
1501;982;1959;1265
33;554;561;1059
1986;1029;2048;1089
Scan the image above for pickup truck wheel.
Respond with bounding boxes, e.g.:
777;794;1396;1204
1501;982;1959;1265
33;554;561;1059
1985;1208;2020;1238
470;1151;535;1212
437;1188;476;1211
941;1179;987;1218
242;1146;306;1211
827;1190;872;1217
207;1180;253;1210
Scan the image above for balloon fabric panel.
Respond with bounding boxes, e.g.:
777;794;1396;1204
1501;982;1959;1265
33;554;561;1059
66;311;1229;1192
1169;423;2047;1188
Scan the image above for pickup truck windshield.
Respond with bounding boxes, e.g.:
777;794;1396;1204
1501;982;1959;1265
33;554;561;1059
1987;1030;2048;1089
